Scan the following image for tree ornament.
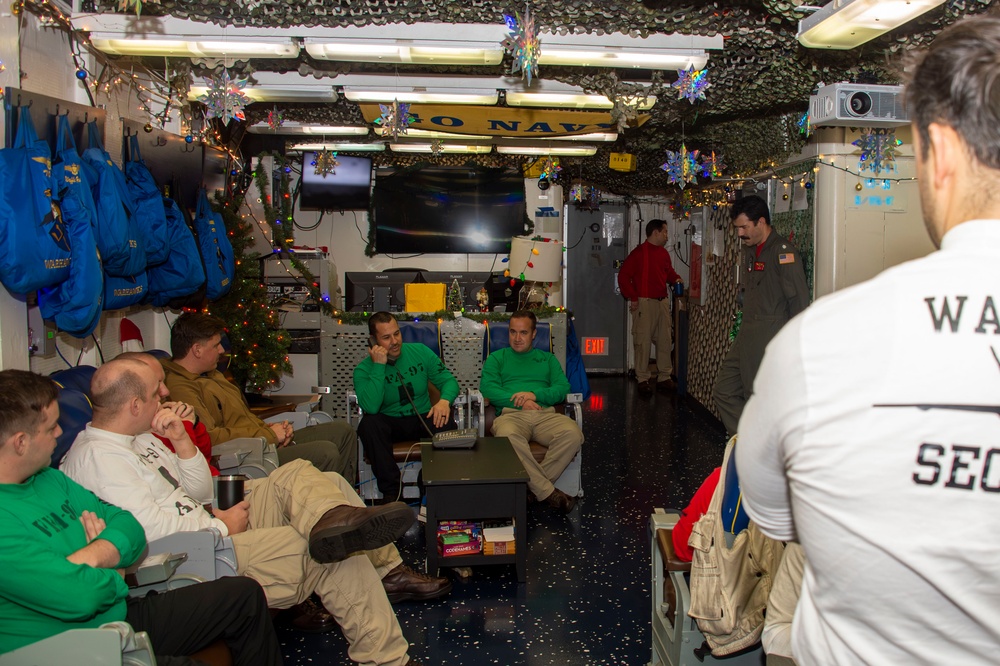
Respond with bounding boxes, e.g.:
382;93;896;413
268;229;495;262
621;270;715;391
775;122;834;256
672;66;711;104
11;1;22;15
501;3;540;86
184;134;194;143
311;149;340;178
431;139;443;155
373;99;416;140
699;151;725;179
143;123;153;133
447;279;463;312
75;68;88;81
198;70;252;125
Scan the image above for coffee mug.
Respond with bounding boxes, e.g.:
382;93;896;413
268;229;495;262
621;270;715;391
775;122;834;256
216;474;247;510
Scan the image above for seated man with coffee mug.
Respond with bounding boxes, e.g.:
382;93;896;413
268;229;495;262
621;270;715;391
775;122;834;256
62;357;450;666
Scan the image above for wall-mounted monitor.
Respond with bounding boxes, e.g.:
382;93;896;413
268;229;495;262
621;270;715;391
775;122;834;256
299;152;372;211
372;166;527;254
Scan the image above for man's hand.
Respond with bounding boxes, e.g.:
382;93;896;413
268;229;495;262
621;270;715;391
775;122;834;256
369;345;388;365
520;399;543;411
214;500;250;535
151;407;190;443
510;391;537;408
66;512;121;568
268;421;294;447
161;400;195;424
80;510;106;543
427;399;451;428
629;300;639;312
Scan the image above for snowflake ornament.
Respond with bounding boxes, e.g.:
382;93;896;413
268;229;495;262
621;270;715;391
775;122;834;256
198;71;252;125
699;151;725;179
570;182;601;211
431;139;444;155
539;157;562;182
266;106;285;130
311;150;340;178
374;99;416;140
661;144;702;189
501;4;540;86
672;66;711;104
798;111;813;139
853;128;902;177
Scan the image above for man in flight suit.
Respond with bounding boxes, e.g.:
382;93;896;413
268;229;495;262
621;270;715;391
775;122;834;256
712;195;809;436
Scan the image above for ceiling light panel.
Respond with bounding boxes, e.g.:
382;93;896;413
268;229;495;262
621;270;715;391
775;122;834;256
389;143;493;154
798;0;948;49
89;36;299;58
248;123;370;135
343;89;499;105
290;142;386;152
496;144;598;157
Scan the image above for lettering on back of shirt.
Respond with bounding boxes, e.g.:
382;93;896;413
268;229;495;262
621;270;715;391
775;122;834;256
913;442;1000;492
925;295;999;334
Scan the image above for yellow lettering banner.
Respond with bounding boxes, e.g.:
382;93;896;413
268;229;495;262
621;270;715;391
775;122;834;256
359;104;647;138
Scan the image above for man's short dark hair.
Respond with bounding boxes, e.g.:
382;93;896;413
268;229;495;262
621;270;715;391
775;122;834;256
170;313;227;360
730;195;771;226
0;370;59;446
367;311;397;336
907;15;1000;170
645;219;667;238
509;310;537;331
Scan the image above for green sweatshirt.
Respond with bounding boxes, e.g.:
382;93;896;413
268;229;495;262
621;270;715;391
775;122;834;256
353;342;460;418
480;347;571;412
0;467;145;654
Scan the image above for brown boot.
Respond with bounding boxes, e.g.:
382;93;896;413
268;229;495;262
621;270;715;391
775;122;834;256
276;595;337;634
308;502;415;563
382;564;453;603
544;487;578;513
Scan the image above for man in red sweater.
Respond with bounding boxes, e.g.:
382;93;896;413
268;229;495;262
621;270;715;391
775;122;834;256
618;219;684;395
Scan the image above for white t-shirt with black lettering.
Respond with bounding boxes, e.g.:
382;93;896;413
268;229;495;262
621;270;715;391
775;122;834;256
737;220;1000;665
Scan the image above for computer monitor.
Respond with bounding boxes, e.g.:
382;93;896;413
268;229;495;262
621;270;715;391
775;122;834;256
343;271;421;312
418;271;493;310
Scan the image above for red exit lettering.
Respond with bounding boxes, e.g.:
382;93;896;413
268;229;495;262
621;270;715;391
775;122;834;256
582;337;608;355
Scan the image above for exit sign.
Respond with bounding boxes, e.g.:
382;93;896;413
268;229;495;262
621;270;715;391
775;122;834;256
582;337;608;356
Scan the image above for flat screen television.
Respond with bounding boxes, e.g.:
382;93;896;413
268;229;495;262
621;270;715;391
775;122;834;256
372;166;527;254
299;152;372;211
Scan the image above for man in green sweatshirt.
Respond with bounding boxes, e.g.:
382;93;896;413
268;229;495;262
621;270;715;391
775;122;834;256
354;312;460;501
0;369;281;664
480;311;583;513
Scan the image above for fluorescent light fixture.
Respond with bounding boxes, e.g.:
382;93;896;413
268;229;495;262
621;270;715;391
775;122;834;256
798;0;948;49
88;36;299;58
506;91;656;110
248;122;369;136
405;128;493;141
189;71;337;103
343;88;498;105
389;143;493;154
548;132;619;142
290;142;386;152
496;144;598;157
304;23;505;65
73;14;302;58
537;31;721;70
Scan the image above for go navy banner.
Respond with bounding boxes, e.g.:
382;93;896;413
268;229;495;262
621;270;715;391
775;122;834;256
359;103;648;138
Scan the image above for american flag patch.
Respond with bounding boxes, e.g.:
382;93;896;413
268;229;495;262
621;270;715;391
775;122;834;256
778;253;795;264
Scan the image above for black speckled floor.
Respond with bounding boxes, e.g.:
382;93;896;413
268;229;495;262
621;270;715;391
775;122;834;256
278;376;727;665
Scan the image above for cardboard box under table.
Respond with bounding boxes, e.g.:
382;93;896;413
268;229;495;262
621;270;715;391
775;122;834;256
405;283;446;312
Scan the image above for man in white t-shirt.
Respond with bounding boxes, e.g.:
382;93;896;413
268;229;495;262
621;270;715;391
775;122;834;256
736;15;1000;665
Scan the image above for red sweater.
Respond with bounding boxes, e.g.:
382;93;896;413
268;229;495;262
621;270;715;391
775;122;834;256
618;241;682;301
672;467;720;562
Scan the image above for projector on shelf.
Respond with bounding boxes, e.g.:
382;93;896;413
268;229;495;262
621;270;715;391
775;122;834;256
809;83;909;128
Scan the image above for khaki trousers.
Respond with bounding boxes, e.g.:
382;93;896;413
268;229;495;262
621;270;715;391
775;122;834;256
491;408;583;501
631;297;673;383
231;459;407;666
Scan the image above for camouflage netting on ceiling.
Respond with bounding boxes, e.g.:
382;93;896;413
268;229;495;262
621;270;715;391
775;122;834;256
95;0;997;194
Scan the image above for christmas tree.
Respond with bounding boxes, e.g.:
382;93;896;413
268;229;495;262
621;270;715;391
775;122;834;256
447;279;463;312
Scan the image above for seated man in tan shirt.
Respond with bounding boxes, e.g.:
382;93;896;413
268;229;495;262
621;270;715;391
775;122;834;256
160;312;356;483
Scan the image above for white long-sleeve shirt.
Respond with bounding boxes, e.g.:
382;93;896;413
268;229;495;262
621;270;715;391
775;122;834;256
736;220;1000;665
61;424;228;540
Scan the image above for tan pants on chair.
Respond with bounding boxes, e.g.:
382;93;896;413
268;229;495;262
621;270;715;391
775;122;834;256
491;408;583;501
232;459;408;666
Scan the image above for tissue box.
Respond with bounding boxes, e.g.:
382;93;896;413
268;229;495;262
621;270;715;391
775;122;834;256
405;283;446;312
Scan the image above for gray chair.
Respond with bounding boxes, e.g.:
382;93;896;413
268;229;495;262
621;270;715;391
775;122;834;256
0;624;157;666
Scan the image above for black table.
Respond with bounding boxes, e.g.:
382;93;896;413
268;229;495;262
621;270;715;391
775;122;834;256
421;437;528;583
